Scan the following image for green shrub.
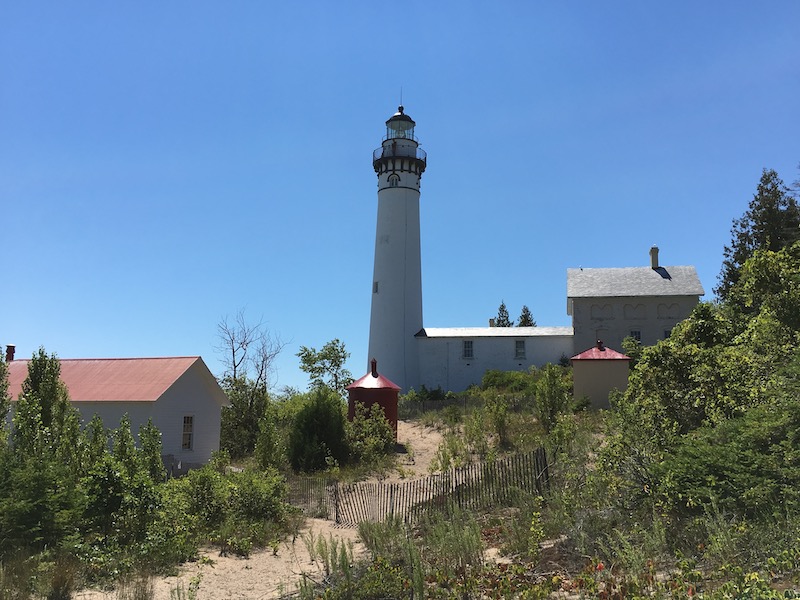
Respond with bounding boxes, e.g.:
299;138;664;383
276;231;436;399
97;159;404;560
346;402;394;466
227;468;286;523
534;364;571;434
288;389;348;472
182;467;228;531
658;395;800;518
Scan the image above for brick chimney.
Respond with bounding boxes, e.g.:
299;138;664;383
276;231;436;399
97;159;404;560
5;344;15;362
650;246;659;269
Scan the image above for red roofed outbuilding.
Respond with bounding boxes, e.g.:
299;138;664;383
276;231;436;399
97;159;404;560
571;341;631;409
346;359;400;442
6;356;228;473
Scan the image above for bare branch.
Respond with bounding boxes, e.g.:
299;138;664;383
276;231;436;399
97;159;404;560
215;308;284;388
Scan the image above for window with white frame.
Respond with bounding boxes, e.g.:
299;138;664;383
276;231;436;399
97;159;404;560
182;416;194;450
515;340;526;359
462;340;474;359
630;330;641;342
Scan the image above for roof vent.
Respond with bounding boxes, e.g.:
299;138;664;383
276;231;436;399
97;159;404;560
5;344;14;362
370;358;378;378
596;340;605;351
650;246;659;269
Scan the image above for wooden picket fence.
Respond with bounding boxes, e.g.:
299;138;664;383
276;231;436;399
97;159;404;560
287;447;549;526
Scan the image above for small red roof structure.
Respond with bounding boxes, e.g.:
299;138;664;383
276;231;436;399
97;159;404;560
346;359;401;391
571;340;630;362
347;359;400;442
571;341;630;409
7;357;201;402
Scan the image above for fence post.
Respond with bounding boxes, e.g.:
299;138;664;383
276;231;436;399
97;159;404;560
333;480;340;525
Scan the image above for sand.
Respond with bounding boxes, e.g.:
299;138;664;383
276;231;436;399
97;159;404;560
75;420;444;600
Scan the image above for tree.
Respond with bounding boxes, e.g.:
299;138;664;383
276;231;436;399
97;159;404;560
495;301;513;327
215;308;285;388
297;339;353;397
517;305;536;327
13;348;82;468
715;168;800;300
215;310;285;457
288;388;348;471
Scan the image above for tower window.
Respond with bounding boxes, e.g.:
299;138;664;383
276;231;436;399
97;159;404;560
664;329;672;339
388;173;400;187
373;281;379;294
462;340;474;359
182;416;194;450
515;340;526;359
630;330;642;342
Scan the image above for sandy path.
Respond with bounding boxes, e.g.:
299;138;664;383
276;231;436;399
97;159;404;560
76;420;443;600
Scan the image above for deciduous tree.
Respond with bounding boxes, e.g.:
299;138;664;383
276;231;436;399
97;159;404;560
297;339;353;397
215;310;285;457
215;309;285;388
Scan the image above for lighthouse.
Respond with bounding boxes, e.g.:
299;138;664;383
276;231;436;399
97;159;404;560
367;106;427;392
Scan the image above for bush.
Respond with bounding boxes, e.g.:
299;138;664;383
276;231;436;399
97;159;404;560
288;389;348;472
346;402;394;466
658;395;800;518
227;468;286;522
534;364;571;434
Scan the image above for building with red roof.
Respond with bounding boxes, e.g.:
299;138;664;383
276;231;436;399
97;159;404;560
571;341;631;409
6;355;228;473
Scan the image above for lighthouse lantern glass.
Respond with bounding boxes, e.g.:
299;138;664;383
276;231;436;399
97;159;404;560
386;120;415;140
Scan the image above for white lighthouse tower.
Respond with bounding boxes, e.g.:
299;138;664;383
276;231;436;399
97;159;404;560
367;106;427;392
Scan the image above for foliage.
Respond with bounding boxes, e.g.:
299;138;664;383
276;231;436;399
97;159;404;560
621;334;644;368
658;356;800;518
480;369;534;393
0;348;296;590
346;402;394;467
288;388;348;471
495;300;513;327
716;168;800;300
517;304;536;327
485;394;510;448
216;310;284;458
254;402;283;470
297;338;353;397
219;375;271;459
534;364;571;434
0;356;9;435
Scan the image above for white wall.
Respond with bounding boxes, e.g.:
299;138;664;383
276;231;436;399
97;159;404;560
153;360;226;468
63;361;224;471
417;333;574;392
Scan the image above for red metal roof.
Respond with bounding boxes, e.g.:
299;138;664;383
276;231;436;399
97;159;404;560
6;357;201;402
347;362;401;391
571;344;630;361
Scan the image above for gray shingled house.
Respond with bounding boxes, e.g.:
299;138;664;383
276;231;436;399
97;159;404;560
567;246;705;353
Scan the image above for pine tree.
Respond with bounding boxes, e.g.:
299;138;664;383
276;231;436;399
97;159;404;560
517;305;536;327
715;168;800;301
495;301;513;327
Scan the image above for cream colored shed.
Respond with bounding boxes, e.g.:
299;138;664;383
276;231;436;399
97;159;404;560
571;341;630;409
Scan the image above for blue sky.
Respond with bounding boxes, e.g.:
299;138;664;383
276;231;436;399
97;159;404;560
3;2;799;392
